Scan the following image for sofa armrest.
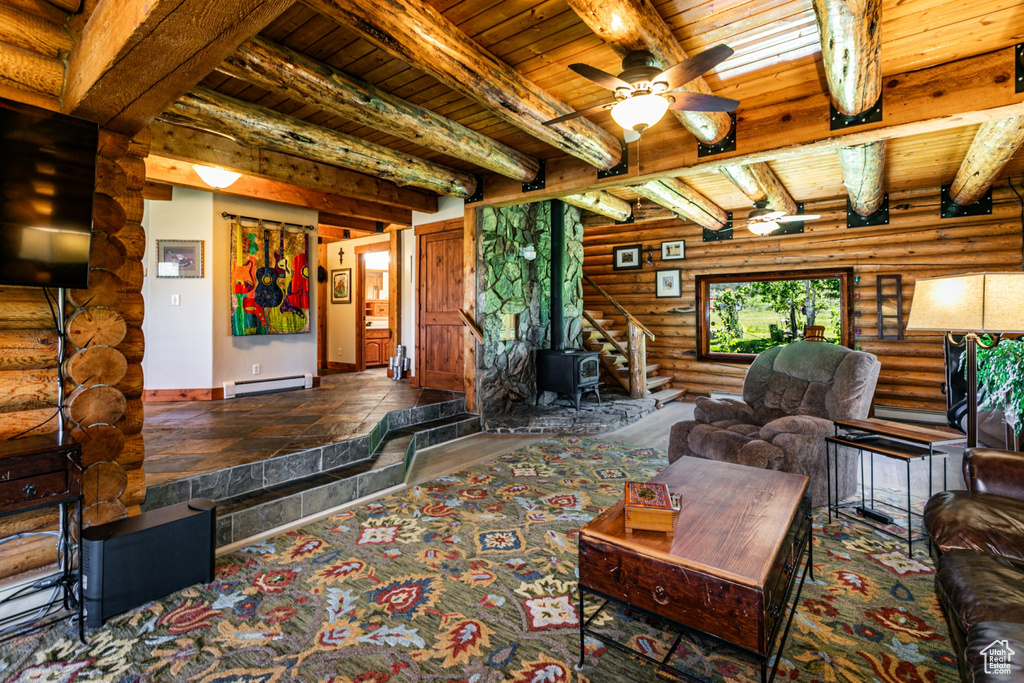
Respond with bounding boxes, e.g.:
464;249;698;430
963;448;1024;499
694;397;755;424
760;415;834;442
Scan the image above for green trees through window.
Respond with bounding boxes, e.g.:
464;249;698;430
696;270;853;361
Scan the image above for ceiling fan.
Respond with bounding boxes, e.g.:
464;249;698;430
544;45;739;134
746;200;822;236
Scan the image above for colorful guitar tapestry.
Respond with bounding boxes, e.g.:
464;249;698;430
231;222;311;336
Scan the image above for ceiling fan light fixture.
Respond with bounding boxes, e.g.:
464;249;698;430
611;94;669;133
193;165;242;189
748;220;780;237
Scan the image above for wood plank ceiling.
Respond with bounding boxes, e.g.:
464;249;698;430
155;0;1024;221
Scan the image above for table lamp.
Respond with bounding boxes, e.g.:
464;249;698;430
906;273;1024;447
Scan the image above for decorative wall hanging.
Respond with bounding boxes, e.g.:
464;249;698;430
613;244;642;271
655;269;682;298
230;221;310;336
331;268;352;304
156;239;204;278
661;240;685;261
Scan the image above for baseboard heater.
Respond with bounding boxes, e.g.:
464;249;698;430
223;372;312;398
82;500;215;629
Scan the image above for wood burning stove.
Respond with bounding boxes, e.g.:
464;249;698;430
536;349;601;411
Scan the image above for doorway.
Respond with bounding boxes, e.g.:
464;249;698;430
355;240;399;372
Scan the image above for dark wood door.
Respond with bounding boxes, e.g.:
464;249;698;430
416;219;464;391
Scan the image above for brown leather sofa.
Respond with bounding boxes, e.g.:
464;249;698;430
924;448;1024;682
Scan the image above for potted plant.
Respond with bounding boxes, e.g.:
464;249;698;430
977;338;1024;440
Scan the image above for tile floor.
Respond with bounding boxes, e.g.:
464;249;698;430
143;369;460;486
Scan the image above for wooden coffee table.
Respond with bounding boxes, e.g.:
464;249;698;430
577;457;811;682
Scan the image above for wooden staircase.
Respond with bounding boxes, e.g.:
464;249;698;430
581;275;685;408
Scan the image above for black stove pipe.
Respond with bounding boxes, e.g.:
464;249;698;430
550;198;564;350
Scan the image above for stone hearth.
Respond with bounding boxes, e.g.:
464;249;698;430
482;395;657;434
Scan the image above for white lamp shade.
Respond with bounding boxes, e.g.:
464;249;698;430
906;272;1024;333
748;220;779;236
611;94;669;133
193;165;242;189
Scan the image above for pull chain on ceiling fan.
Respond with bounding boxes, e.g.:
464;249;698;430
544;45;739;134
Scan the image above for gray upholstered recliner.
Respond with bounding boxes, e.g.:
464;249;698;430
669;341;881;507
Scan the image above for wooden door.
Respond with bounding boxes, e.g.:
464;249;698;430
416;219;464;391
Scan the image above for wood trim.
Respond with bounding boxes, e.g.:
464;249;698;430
146;155;414;224
694;268;855;364
143;387;224;402
414;218;463;236
354;240;391;372
317;242;327;370
388;229;402;377
327;361;358;372
311;376;321;388
463;206;477;410
142;180;173;201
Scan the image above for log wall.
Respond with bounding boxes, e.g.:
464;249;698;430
0;0;70;110
582;185;1024;413
0;126;150;579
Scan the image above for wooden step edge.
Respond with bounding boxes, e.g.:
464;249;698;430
651;388;687;409
646;376;673;390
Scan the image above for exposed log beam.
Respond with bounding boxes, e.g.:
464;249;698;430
950;116;1024;206
0;4;72;57
812;0;883;116
562;192;633;222
479;48;1024;206
319;225;379;240
305;0;621;171
142;181;173;201
145;156;413;224
631;179;729;231
161;87;476;198
565;0;730;145
150;122;436;213
583;203;676;228
837;141;887;215
220;37;540;183
721;163;798;217
63;0;292;135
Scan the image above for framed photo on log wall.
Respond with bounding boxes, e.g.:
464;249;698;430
331;268;352;304
661;240;685;261
156;240;204;278
613;244;642;271
656;269;682;298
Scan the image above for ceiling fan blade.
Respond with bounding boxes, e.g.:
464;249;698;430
778;214;822;223
568;63;632;92
654;44;734;91
543;100;615;126
666;93;739;113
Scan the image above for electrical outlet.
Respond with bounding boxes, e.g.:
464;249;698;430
338;347;343;354
252;364;260;375
171;294;180;306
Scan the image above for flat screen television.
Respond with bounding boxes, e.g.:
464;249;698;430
0;97;98;289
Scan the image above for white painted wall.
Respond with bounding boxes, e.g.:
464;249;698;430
211;195;318;385
142;188;215;390
142;189;319;391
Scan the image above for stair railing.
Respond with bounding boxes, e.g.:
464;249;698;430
581;310;631;394
583;274;655;398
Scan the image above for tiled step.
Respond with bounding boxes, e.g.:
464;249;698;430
142;398;475;547
210;413;480;547
651;388;686;408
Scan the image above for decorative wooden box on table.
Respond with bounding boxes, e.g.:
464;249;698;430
623;481;681;537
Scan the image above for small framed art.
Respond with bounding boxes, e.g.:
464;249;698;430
156;240;204;278
656;269;682;298
613;244;643;271
661;239;685;261
331;268;352;304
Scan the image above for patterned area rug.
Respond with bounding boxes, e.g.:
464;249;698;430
0;437;959;682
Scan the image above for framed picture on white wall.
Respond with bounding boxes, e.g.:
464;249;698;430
331;268;352;304
156;240;204;278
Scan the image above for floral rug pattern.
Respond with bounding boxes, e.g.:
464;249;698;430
0;437;958;682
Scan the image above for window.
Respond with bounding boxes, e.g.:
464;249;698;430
696;269;854;362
